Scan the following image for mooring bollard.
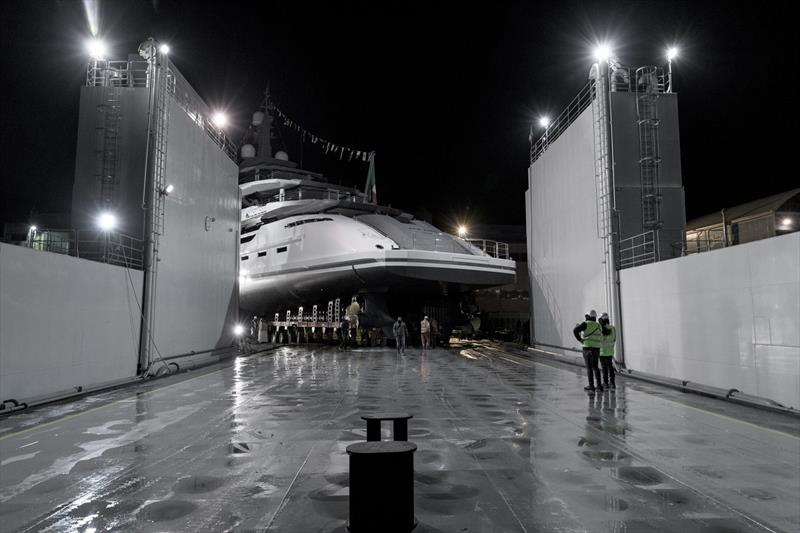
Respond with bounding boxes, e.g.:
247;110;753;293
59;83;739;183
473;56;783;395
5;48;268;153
361;412;413;441
346;440;417;532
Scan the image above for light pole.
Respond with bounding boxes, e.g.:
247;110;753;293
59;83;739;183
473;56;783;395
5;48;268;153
667;47;678;93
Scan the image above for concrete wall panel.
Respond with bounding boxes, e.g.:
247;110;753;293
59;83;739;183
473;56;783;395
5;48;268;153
527;107;608;349
149;99;240;357
620;233;800;408
0;243;142;401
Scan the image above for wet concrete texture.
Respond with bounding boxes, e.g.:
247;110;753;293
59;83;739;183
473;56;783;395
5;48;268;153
1;344;798;532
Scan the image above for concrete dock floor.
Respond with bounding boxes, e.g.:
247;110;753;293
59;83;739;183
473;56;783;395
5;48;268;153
1;343;798;532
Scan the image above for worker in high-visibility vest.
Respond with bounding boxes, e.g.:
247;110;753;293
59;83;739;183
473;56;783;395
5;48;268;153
599;312;616;390
573;309;603;392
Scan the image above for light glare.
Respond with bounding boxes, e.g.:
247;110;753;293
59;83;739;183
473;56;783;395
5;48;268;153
212;112;228;128
87;37;107;59
457;225;468;237
782;217;793;226
159;43;170;54
667;47;679;61
97;212;117;231
233;324;245;336
594;44;611;62
165;184;174;194
29;225;37;232
539;116;551;128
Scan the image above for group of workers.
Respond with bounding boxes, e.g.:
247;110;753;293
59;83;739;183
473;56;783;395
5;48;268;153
391;315;434;355
337;296;436;353
573;309;617;392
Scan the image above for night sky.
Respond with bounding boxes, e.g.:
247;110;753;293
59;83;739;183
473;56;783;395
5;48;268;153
1;1;796;231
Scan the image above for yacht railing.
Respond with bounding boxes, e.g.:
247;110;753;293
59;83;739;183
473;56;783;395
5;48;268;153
23;228;144;270
464;239;511;259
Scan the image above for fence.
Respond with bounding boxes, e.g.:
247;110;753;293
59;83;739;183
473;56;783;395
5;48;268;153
25;228;144;270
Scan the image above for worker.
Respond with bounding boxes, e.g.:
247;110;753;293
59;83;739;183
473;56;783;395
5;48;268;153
599;313;616;390
339;316;350;351
420;315;431;351
393;316;408;355
573;309;603;392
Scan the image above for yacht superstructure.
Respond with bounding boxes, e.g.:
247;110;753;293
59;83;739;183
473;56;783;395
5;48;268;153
238;97;516;327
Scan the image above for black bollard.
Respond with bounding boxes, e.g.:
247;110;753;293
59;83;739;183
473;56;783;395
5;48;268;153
347;441;417;532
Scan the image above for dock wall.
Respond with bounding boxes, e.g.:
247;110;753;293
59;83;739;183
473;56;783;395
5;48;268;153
527;107;607;350
149;98;240;357
620;232;800;408
0;243;142;401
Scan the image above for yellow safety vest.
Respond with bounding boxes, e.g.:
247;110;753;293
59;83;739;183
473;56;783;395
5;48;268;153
581;320;603;349
600;324;616;356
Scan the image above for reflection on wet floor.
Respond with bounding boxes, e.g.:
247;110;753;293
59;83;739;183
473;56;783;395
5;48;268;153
1;345;798;532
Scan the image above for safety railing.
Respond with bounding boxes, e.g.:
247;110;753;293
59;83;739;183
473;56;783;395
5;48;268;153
24;228;144;270
464;238;510;259
86;58;237;161
617;230;657;269
684;228;726;255
530;81;596;164
529;65;668;165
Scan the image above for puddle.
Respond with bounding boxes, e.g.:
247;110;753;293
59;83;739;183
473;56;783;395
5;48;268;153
138;500;197;522
613;466;664;485
582;450;630;462
174;475;225;494
737;488;775;501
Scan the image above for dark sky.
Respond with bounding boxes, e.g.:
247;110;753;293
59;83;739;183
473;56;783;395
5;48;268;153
1;1;796;230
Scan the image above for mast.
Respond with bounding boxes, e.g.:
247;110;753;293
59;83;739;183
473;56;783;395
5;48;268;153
256;85;274;159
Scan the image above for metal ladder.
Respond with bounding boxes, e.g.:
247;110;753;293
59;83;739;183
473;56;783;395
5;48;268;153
151;59;171;241
635;66;663;241
592;81;612;240
98;87;121;209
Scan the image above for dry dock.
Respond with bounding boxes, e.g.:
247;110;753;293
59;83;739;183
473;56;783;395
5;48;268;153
1;343;798;532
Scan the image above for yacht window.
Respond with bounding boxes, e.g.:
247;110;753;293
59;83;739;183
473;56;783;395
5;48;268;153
241;255;249;261
284;217;334;229
258;251;267;257
240;234;256;244
277;246;287;253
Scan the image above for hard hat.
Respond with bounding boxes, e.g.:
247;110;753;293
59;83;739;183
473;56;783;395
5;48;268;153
588;310;597;318
397;316;402;321
424;315;429;319
600;312;609;320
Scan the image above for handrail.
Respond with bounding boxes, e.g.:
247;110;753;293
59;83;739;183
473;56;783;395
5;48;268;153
529;65;668;165
86;58;238;161
23;228;144;270
464;238;511;259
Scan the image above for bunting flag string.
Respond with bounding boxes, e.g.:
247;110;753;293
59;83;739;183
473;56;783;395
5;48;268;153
273;104;374;163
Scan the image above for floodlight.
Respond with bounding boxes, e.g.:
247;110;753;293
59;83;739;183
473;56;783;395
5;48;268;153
457;225;468;237
594;44;611;62
539;116;551;128
212;112;228;128
29;225;37;232
87;37;107;60
97;212;117;231
165;184;174;194
783;217;793;226
233;324;245;336
667;47;679;61
159;43;170;54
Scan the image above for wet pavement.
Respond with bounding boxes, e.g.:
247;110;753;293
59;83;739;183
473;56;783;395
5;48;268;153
1;343;798;532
